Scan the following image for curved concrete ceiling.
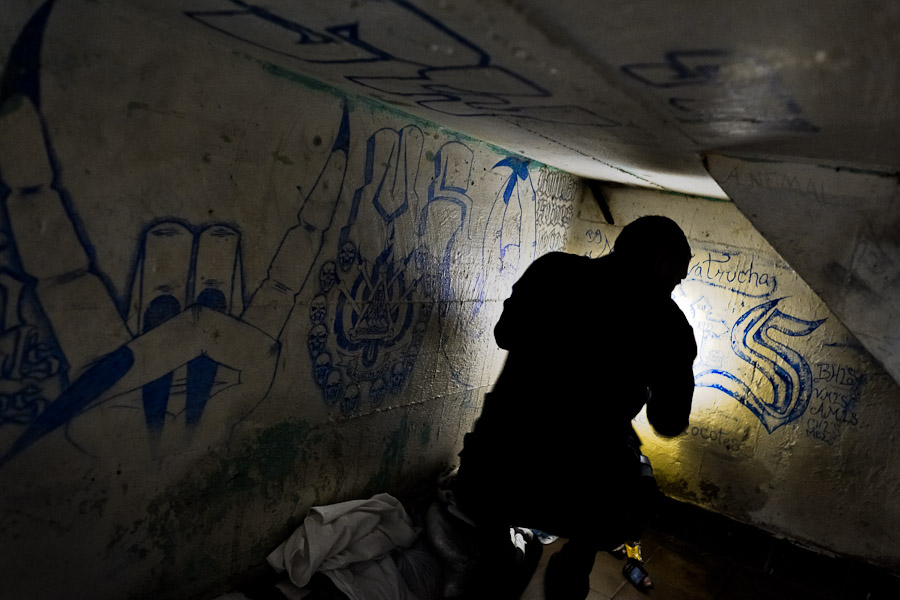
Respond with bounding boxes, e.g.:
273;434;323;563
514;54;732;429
118;0;898;197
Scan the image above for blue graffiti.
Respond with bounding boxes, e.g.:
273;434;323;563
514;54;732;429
485;157;536;272
420;141;473;306
126;221;246;443
421;142;476;382
0;387;48;426
687;250;778;298
621;50;818;133
310;124;431;413
696;298;825;433
186;0;617;126
2;347;135;463
0;0;351;462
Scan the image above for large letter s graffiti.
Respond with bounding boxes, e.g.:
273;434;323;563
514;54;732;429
696;298;825;433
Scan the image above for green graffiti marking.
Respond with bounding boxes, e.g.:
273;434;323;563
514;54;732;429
271;150;294;165
419;422;432;447
0;94;23;117
135;420;319;568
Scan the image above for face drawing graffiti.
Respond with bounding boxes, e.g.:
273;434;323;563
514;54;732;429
324;369;343;406
313;352;333;385
309;295;328;325
307;324;328;357
341;383;361;416
319;261;337;293
369;377;387;408
390;361;407;391
338;241;357;272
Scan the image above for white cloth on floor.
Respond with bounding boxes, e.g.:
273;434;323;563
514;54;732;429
326;554;417;600
267;492;419;600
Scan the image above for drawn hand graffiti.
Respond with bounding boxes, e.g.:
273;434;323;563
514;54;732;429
0;70;350;463
186;0;617;127
621;49;818;135
307;123;537;407
695;298;825;433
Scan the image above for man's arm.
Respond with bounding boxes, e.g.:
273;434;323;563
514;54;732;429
645;305;697;436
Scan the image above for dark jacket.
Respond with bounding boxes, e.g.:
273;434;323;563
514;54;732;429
460;251;697;496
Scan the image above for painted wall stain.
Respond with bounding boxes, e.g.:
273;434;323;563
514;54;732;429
419;422;432;447
139;420;319;567
699;479;720;502
363;414;410;497
657;475;700;504
271;150;294;165
0;94;23;116
78;494;109;518
126;101;150;116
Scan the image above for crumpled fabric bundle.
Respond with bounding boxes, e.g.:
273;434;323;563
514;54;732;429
267;493;420;600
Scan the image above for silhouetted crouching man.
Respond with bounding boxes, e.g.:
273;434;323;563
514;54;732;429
454;215;697;600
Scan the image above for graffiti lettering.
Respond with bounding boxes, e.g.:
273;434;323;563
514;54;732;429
814;362;862;388
536;169;577;200
803;373;864;445
690;426;725;442
534;168;574;255
535;201;573;230
812;386;859;412
0;274;63;429
187;0;617;126
585;229;609;243
688;425;749;453
688;251;777;297
696;298;825;433
539;231;566;254
809;399;859;426
806;417;841;445
720;166;829;202
581;228;613;257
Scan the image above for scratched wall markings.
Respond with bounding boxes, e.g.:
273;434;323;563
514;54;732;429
621;49;818;135
534;167;576;255
806;361;865;444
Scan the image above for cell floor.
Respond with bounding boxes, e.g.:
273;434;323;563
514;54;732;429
521;499;900;600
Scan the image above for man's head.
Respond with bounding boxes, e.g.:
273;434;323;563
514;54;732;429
613;215;692;294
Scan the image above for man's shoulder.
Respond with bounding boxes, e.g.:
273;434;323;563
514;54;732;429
530;251;600;271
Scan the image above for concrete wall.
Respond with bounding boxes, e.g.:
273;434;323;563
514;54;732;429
3;2;900;599
571;185;900;572
0;3;579;598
